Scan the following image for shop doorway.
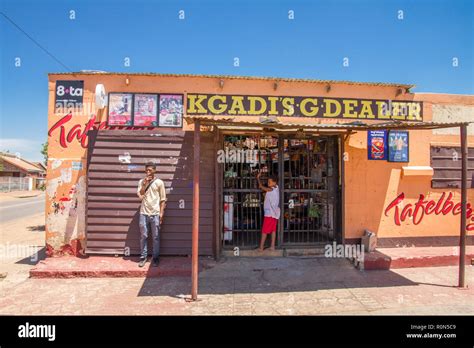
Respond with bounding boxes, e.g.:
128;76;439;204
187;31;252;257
281;136;339;246
221;134;341;250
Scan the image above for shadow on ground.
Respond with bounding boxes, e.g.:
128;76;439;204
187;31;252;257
15;247;47;266
136;257;419;298
27;225;45;232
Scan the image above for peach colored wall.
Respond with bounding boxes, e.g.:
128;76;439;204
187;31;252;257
344;129;474;240
46;73;474;255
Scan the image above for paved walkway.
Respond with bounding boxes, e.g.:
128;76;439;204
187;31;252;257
1;211;473;315
1;256;473;315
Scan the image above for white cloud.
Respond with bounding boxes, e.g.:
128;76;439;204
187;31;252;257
0;138;43;162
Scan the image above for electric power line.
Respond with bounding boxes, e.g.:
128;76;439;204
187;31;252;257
0;11;74;72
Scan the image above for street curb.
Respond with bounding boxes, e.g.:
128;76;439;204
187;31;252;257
29;256;210;279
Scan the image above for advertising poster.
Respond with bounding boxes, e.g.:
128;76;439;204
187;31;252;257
159;94;183;127
133;94;158;127
367;130;388;160
54;80;84;113
388;130;409;162
108;93;133;126
72;161;83;171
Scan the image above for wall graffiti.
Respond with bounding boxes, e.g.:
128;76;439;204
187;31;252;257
384;192;474;231
46;155;87;256
51;159;62;170
46;176;86;238
60;167;72;183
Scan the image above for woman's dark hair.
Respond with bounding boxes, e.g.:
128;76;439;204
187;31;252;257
145;161;156;170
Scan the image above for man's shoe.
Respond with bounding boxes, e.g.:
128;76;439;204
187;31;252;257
152;258;160;267
138;258;147;267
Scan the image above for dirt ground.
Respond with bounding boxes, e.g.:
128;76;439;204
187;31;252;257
0;212;45;281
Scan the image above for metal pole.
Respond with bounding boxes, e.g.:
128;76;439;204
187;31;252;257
458;124;467;288
191;120;201;300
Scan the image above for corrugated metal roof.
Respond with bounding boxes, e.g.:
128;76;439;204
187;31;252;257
0;155;44;172
48;72;415;89
184;115;471;130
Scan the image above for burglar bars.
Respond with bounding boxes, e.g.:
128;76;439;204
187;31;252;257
282;137;335;245
222;135;279;249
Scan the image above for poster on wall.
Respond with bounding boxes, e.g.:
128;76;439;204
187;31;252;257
54;80;84;113
367;130;388;160
108;93;133;126
388;130;409;162
133;94;158;127
159;94;183;127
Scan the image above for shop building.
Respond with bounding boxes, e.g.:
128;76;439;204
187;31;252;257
45;72;474;258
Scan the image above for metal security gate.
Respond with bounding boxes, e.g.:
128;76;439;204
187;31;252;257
222;135;279;249
221;134;340;250
281;136;339;246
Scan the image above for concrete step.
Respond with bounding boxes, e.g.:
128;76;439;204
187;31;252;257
284;248;326;257
29;256;212;278
222;249;283;257
363;246;474;270
222;247;326;258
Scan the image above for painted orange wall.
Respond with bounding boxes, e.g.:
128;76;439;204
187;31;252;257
344;94;474;240
46;73;474;255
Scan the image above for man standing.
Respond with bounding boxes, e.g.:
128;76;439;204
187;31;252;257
137;161;167;267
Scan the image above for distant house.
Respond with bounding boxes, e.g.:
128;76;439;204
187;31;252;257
0;153;46;191
32;162;47;178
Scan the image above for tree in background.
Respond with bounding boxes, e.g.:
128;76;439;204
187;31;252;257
41;141;48;165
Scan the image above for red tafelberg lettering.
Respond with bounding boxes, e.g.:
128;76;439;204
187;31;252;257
48;113;73;148
384;192;405;226
385;192;474;231
412;194;426;225
48;114;108;149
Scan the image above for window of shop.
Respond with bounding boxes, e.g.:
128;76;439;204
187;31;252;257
431;146;474;189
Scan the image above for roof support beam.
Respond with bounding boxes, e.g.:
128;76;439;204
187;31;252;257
458;124;468;288
191;119;201;300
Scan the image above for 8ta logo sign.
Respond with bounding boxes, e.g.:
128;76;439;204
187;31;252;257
55;80;84;113
56;84;83;96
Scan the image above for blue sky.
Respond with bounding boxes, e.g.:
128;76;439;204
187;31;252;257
0;0;473;162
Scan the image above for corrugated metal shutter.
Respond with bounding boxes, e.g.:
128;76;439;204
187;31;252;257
431;145;474;189
86;129;215;256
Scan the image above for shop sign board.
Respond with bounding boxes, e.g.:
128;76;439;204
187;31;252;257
55;80;84;113
186;94;423;121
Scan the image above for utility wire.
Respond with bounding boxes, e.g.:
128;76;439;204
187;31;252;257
0;11;74;72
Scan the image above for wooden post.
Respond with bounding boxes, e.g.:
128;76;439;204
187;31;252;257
191;120;201;300
458;124;468;288
277;134;284;247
